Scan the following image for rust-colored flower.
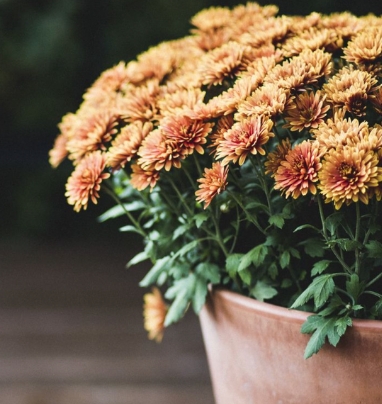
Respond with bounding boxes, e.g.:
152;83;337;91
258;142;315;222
274;140;321;199
137;129;185;172
265;138;292;177
143;287;168;342
159;115;213;155
318;146;382;209
107;122;153;170
65;151;110;212
197;41;253;87
323;66;378;116
216;116;274;166
49;133;68;168
284;91;330;132
157;87;205;117
130;163;160;191
195;162;229;209
209;114;235;156
236;83;289;120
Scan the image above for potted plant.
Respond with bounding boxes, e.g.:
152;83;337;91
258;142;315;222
49;3;382;402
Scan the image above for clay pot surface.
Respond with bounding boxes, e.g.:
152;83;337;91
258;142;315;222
200;287;382;404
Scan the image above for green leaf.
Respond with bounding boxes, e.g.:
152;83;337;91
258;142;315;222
268;214;285;229
250;280;278;301
268;262;278;280
172;223;190;241
98;201;146;222
346;274;362;300
195;262;221;284
172;240;199;260
194;212;208;228
226;254;243;278
294;224;321;233
311;260;331;276
192;277;208;313
365;240;382;259
335;316;352;337
164;288;190;326
371;299;382;318
299;238;325;257
238;244;268;271
325;212;344;236
238;268;251;285
291;275;335;310
301;315;340;359
279;250;290;269
139;256;171;287
329;238;362;252
119;225;142;234
127;250;148;267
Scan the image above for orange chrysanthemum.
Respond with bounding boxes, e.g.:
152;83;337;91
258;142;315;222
323;66;378;116
195;162;229;209
137;129;185;172
159;115;213;155
65;151;110;212
318;146;382;209
284;91;330;132
143;287;168;342
107;122;153;170
265;138;292;177
274;140;321;199
216;116;274;166
49;133;68;168
130;163;160;192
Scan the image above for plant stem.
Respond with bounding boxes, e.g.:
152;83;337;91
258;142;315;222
354;203;361;275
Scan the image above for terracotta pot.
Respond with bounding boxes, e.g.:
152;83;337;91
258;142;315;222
199;287;382;404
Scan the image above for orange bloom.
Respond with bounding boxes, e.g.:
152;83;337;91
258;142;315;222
284;91;330;132
130;164;160;192
107;122;152;170
265;138;292;177
65;151;110;212
143;287;168;342
159;115;213;155
137;129;185;172
216;116;274;165
318;146;382;209
195;162;229;209
274;141;321;199
49;133;68;168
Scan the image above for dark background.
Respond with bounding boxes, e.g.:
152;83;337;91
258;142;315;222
1;0;382;243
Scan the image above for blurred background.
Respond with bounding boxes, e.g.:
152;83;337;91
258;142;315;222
1;0;382;403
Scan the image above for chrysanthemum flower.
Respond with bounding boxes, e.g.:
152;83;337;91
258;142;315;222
143;287;168;342
159;115;213;155
209;114;235;156
236;83;289;120
343;26;382;68
195;162;229;209
318;146;382;209
130;163;160;191
216;116;274;166
65;151;110;212
137;129;185;172
265;138;292;177
284;91;330;132
274;140;321;199
107;122;153;170
319;12;365;40
157;88;205;117
323;66;378;116
197;41;253;87
49;133;68;168
66;111;119;164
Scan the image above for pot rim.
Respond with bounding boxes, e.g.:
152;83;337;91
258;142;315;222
209;286;382;332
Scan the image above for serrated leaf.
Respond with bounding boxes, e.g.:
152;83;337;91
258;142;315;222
365;240;382;259
195;262;221;284
238;244;268;272
172;240;199;260
329;238;362;252
164;288;189;326
226;254;243;278
294;224;320;233
346;274;362;300
299;238;325;257
325;212;344;236
301;315;339;359
291;275;335;310
335;316;352;337
268;214;285;229
250;280;278;301
172;223;190;241
311;260;331;276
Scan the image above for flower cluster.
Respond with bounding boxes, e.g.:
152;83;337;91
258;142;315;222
50;3;382;357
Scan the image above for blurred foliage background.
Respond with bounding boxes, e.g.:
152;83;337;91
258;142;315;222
1;0;381;242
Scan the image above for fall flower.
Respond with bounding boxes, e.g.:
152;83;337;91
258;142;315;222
143;287;168;342
284;91;330;132
265;138;292;177
130;163;160;191
195;162;229;209
274;140;321;199
49;133;68;168
318;146;382;209
65;151;110;212
216;116;274;166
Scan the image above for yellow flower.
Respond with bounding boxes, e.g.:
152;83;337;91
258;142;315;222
143;287;168;343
